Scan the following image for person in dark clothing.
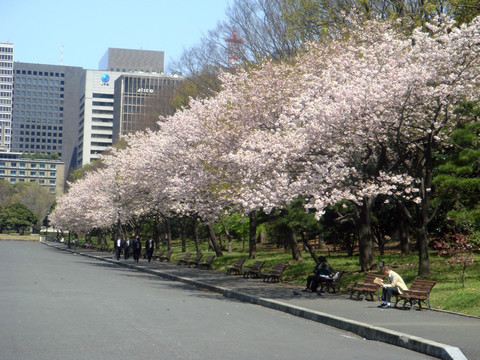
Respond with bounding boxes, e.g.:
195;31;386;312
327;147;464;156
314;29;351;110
115;237;123;260
123;237;131;260
132;236;142;263
302;256;333;293
145;238;154;263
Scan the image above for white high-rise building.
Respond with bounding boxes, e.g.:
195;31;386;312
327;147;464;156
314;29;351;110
77;70;122;167
0;43;14;151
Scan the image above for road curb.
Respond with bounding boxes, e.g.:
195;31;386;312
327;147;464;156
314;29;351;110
48;243;467;360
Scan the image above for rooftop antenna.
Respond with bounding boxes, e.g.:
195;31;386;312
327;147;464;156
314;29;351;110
59;44;64;66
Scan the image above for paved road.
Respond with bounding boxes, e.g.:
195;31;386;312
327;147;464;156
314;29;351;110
0;241;437;360
51;241;480;360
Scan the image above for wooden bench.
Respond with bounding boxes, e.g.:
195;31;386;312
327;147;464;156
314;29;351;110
159;249;173;262
261;263;287;282
348;273;383;301
153;248;165;261
318;270;345;293
177;252;192;265
226;259;246;275
187;253;203;267
395;279;437;310
242;261;265;278
198;255;215;270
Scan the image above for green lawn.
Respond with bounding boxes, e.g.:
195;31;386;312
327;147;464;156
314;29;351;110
0;233;41;241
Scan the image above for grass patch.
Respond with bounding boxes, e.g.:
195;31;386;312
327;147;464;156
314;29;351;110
0;233;40;241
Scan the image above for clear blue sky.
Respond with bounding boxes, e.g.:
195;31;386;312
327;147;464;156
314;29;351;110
0;0;230;72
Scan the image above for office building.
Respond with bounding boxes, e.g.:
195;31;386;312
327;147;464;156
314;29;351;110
11;62;84;169
0;151;65;196
0;43;14;151
112;72;183;142
76;70;123;167
99;48;164;74
78;48;172;167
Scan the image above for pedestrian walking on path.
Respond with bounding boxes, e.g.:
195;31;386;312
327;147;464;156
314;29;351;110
132;236;141;262
145;238;154;262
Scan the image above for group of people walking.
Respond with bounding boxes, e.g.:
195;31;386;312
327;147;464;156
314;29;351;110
114;236;155;263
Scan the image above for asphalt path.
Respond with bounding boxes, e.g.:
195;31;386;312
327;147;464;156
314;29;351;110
0;241;436;360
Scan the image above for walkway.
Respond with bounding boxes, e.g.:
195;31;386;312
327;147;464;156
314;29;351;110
46;242;479;360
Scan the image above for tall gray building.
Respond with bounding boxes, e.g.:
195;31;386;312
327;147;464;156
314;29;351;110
11;63;84;168
112;72;183;143
98;48;164;74
0;43;14;151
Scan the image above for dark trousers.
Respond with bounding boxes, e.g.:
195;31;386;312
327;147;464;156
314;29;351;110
133;249;140;262
306;275;324;292
115;247;121;260
146;249;153;262
382;286;399;303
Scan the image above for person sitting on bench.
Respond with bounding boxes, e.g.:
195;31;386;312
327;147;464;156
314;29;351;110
303;256;333;293
377;266;408;308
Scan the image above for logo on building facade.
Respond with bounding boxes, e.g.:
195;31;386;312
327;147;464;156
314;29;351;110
137;88;154;93
101;73;110;86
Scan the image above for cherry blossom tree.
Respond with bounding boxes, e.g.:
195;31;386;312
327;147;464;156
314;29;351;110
52;16;480;273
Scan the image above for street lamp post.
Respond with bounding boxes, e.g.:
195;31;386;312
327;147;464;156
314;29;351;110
45;210;50;242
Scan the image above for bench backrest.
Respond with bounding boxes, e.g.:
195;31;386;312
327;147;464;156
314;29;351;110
203;255;215;264
270;263;286;275
182;253;192;261
409;279;436;293
362;273;383;283
193;254;203;263
249;261;265;272
231;258;246;269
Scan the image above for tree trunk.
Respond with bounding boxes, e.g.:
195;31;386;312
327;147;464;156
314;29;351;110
208;224;224;257
398;214;410;255
153;215;161;247
180;217;187;252
165;217;172;251
222;221;233;253
116;213;121;240
193;218;201;254
301;230;319;263
248;212;257;259
394;199;411;255
357;198;376;272
288;227;303;261
417;225;430;278
417;140;433;278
